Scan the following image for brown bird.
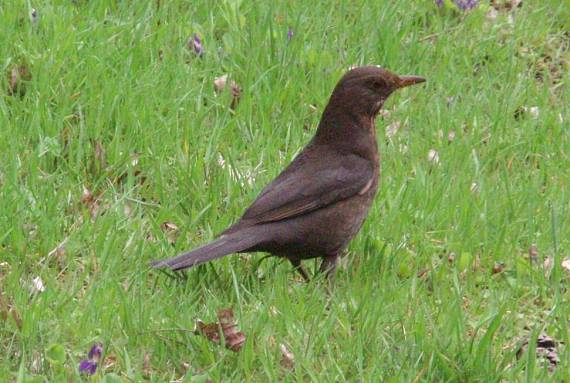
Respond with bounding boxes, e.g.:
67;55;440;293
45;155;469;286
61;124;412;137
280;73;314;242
152;66;425;280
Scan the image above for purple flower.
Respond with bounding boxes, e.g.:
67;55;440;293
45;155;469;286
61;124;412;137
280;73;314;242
79;359;97;375
434;0;479;10
190;33;204;57
78;342;103;375
453;0;478;10
88;342;103;360
287;28;294;41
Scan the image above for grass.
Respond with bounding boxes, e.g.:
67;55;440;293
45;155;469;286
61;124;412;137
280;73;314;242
1;0;569;381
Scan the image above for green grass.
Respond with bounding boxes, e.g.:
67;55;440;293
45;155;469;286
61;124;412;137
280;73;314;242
1;0;569;381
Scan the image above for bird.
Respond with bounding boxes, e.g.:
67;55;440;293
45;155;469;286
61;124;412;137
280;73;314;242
152;66;425;280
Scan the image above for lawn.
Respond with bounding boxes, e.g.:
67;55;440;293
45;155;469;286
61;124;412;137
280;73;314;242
1;0;569;381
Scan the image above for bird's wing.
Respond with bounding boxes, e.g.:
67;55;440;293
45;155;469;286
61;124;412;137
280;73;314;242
240;150;375;224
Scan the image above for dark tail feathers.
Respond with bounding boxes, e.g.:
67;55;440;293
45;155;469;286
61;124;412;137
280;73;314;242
151;230;261;271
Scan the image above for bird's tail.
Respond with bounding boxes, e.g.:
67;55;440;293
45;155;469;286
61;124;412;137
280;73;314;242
150;229;261;271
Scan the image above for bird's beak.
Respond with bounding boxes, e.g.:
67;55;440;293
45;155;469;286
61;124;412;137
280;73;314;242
397;75;426;89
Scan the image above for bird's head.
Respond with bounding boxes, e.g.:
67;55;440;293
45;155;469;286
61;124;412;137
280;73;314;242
329;66;425;117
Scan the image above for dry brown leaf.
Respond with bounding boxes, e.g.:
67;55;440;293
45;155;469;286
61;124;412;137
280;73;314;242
214;74;242;110
279;343;295;369
145;232;155;242
385;121;401;139
1;281;21;328
427;149;440;165
80;186;102;218
103;352;117;370
447;130;456;143
92;140;106;170
470;182;480;194
514;106;540;120
114;153;147;187
0;290;8;322
214;74;229;93
80;186;94;205
31;350;42;374
543;256;554;278
123;202;134;218
416;268;429;279
491;0;523;11
31;276;46;293
194;308;246;352
195;321;221;343
492;262;506;275
160;222;178;231
218;308;246;352
516;333;560;372
561;259;570;273
142;352;151;378
47;239;67;259
528;244;538;265
160;222;180;245
11;304;22;329
47;239;68;272
7;64;31;97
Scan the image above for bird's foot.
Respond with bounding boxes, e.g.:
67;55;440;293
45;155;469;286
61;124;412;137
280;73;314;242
319;254;339;282
289;259;311;282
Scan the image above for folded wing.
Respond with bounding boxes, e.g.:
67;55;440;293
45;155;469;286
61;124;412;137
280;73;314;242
240;150;374;225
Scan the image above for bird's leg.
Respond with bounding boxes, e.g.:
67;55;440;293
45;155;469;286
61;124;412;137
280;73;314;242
289;259;310;282
319;254;339;280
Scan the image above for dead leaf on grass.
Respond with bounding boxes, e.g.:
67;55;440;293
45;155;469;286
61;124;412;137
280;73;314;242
0;292;22;329
516;333;562;372
447;130;456;143
561;258;570;273
7;64;31;97
543;256;554;278
514;106;540;120
492;262;506;274
103;352;117;370
80;186;102;218
214;74;242;110
279;343;295;369
31;276;46;293
385;121;401;139
490;0;523;13
142;352;152;378
160;222;180;245
0;290;8;322
91;139;106;173
427;149;440;165
528;244;538;265
194;308;246;352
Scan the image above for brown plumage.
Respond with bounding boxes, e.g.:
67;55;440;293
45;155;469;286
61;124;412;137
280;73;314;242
151;66;425;280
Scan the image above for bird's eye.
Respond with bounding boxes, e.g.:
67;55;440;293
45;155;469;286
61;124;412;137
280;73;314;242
371;80;384;90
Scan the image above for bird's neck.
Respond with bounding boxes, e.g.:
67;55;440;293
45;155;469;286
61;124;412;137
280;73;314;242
314;103;379;161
